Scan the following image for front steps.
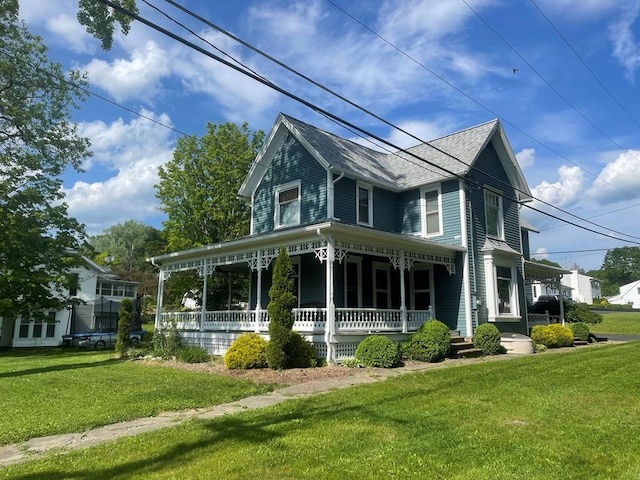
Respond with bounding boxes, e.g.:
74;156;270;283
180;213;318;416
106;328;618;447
450;333;483;359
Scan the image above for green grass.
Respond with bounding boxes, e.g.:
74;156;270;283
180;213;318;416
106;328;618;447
589;311;640;335
3;342;639;479
0;349;274;446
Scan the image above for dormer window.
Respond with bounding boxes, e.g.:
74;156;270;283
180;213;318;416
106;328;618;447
357;182;373;226
485;189;503;239
275;181;300;228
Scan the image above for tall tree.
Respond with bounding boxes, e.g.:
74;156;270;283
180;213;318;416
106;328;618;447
600;247;640;296
77;0;138;51
155;122;263;309
156;122;264;251
0;1;91;320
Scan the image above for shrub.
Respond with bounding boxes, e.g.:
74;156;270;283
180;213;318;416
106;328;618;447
286;332;317;368
177;345;211;363
115;298;132;357
402;335;443;362
569;322;590;342
151;323;182;359
473;323;503;355
530;323;574;348
418;320;451;358
565;303;603;324
225;333;268;370
354;335;401;368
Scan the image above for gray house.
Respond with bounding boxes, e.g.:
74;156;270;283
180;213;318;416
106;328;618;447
149;113;562;362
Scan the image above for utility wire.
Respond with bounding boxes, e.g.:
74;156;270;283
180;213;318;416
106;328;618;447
95;0;640;246
153;0;640;243
530;0;640;131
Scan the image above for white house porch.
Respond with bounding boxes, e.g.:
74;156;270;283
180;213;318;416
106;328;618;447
149;222;464;362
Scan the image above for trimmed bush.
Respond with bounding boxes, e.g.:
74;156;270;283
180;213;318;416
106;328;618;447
286;332;317;368
530;323;574;348
225;333;268;370
402;335;443;362
418;320;451;358
177;345;211;363
115;298;132;357
354;335;401;368
565;303;603;324
473;323;503;355
569;322;590;342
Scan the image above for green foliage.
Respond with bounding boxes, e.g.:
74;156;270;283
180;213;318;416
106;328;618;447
266;247;298;369
473;323;503;355
151;323;182;359
354;335;401;368
419;320;452;357
403;320;452;363
177;345;211;364
224;333;268;370
569;322;590;342
0;2;91;320
77;0;138;50
530;324;574;348
115;299;132;356
565;303;603;324
598;247;640;296
286;332;317;368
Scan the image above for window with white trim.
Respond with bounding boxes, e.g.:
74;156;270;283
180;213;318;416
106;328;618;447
496;266;514;314
275;181;300;228
422;187;442;237
344;256;362;308
484;189;503;239
357;183;373;226
484;256;520;322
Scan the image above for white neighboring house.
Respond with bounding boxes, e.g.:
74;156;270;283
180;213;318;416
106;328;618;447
531;269;601;304
607;280;640;308
0;256;138;348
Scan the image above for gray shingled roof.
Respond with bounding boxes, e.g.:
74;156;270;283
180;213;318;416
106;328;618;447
283;114;499;190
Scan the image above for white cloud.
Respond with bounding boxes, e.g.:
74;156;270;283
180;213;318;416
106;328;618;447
46;14;95;54
534;247;549;259
516;148;535;168
532;165;584;207
609;4;640;82
82;41;172;103
388;119;453;149
534;0;629;20
588;149;640;203
65;111;175;233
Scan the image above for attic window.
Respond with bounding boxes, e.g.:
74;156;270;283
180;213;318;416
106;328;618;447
275;181;300;228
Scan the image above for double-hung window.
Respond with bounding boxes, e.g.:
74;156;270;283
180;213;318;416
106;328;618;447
422;187;441;237
275;181;300;228
484;257;520;322
485;189;503;239
357;183;373;226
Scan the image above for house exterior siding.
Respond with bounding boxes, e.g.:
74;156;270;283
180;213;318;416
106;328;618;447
440;180;463;245
252;132;327;234
401;189;421;234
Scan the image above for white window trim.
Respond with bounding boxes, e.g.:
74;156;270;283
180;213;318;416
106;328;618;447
484;188;504;240
372;261;391;309
274;180;301;229
356;182;373;227
344;256;363;308
420;185;443;238
484;254;521;322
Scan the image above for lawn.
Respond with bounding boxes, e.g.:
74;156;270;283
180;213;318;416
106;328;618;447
0;349;274;445
589;311;640;335
3;342;639;479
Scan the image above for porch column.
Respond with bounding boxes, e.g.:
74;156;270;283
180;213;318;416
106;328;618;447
255;249;263;333
558;277;565;325
400;250;407;334
154;269;165;331
325;239;335;363
200;264;209;335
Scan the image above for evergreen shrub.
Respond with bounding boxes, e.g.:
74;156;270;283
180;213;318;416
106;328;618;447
115;298;132;357
286;332;317;368
177;345;210;363
565;303;603;324
473;323;503;355
224;333;268;370
530;323;574;348
569;322;590;342
354;335;401;368
418;320;451;358
402;335;443;362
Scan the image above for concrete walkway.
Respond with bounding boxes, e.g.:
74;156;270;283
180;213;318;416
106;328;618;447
0;362;438;467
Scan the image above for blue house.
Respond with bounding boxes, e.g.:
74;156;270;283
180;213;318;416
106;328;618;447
149;113;564;362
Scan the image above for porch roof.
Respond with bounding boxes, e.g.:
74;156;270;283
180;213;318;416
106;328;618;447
523;260;569;283
148;221;465;273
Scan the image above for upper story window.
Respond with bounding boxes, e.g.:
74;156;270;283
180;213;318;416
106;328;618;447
485;189;503;239
275;181;300;228
96;282;135;298
421;187;442;237
357;183;373;226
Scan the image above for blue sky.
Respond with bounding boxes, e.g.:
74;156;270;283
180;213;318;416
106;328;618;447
18;0;640;271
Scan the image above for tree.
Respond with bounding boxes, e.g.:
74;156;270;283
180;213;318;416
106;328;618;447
115;298;132;356
0;1;91;320
600;247;640;296
77;0;138;51
266;247;297;369
155;122;264;309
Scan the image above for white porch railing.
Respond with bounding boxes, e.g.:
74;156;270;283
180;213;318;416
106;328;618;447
161;306;434;334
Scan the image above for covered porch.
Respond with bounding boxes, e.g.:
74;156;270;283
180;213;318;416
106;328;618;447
149;222;465;362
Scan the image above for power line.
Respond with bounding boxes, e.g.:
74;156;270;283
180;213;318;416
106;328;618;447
95;0;640;246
